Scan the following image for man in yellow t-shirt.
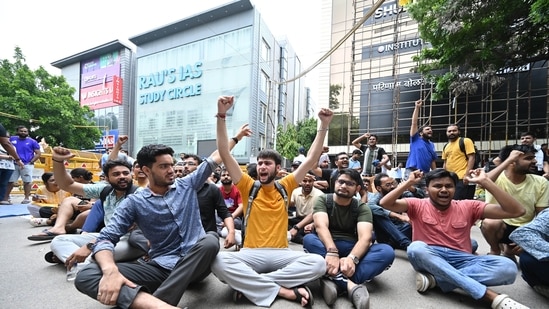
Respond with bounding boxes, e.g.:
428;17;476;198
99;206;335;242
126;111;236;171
211;95;333;307
442;124;476;200
481;145;549;257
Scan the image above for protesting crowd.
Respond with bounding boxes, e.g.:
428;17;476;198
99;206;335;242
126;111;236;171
0;96;548;309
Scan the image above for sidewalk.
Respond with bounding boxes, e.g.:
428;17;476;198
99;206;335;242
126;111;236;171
0;195;545;308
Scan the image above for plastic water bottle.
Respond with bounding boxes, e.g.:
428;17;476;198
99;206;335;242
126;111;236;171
66;263;78;281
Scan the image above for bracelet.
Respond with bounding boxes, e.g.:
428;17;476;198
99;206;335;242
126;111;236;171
326;252;339;257
292;225;299;230
327;247;338;253
231;137;239;144
215;113;226;119
52;158;64;163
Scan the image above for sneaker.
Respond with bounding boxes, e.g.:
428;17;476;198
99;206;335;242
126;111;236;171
491;294;530;309
416;272;436;293
29;217;49;227
533;285;549;298
21;199;31;204
0;200;11;205
348;284;369;309
320;278;338;306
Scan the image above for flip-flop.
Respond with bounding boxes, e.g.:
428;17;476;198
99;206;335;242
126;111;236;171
44;251;62;264
27;229;59;241
293;285;314;308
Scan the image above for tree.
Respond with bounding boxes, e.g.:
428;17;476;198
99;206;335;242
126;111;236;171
276;117;318;160
329;84;342;110
0;47;101;149
407;0;549;100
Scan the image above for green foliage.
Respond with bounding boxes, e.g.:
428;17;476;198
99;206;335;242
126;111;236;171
0;47;101;149
276;117;318;160
328;112;360;146
329;84;342;110
407;0;549;100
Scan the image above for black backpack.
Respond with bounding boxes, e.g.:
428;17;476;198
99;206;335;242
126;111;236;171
443;137;481;169
241;180;288;243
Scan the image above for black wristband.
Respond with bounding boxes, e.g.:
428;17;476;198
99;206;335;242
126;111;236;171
52;158;64;163
292;225;299;230
232;137;239;144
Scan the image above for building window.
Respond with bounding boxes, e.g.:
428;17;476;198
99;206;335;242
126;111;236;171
261;39;270;63
260;103;267;123
260;134;266;150
260;71;270;94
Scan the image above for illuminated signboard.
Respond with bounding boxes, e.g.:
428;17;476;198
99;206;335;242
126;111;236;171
80;51;123;109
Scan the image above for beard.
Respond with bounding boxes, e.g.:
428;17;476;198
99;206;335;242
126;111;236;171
260;171;277;185
110;178;130;191
334;190;355;199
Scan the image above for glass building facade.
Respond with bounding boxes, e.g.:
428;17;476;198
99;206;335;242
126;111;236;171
325;0;549;163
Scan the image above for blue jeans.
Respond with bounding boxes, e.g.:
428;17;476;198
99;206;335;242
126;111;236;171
407;241;517;299
372;214;411;250
0;168;14;200
303;233;395;291
519;251;549;287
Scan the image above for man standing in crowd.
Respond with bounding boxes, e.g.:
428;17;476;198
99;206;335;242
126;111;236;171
352;133;389;177
303;168;395;308
4;125;41;204
288;174;323;244
211;95;331;307
0;123;23;205
442;124;476;199
405;100;437;187
493;132;549;179
311;152;351;193
380;168;528;309
348;149;362;172
509;208;549;299
481;145;549;257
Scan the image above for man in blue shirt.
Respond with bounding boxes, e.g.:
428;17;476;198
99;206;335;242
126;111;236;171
405;99;437;188
5;125;41;204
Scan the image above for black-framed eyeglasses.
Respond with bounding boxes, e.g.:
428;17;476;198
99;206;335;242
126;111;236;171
336;179;356;187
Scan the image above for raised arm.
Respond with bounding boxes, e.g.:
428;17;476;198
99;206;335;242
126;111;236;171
486;150;522;181
293;109;334;183
468;168;525;219
410;99;422;137
51;147;86;196
379;170;422;213
216;96;244;184
108;136;128;161
352;133;369;149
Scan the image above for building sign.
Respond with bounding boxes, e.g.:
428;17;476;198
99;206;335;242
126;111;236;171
81;64;121;88
80;51;123;110
363;0;408;26
137;62;203;104
80;79;123;110
362;38;429;59
94;130;119;150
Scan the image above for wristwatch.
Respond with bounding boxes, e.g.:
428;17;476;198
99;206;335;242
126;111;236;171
348;254;360;265
86;242;95;250
292;225;299;231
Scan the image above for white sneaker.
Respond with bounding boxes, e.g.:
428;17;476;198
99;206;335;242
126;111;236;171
29;217;49;227
491;294;530;309
416;272;436;292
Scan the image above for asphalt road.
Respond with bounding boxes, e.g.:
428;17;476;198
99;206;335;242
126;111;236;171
0;196;546;309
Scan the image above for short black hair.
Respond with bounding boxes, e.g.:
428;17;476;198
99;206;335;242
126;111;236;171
373;173;389;187
102;159;132;176
334;168;363;188
136;144;175;169
425;169;458;187
70;168;93;181
335;152;348;160
41;172;54;183
183;154;202;164
247;163;258;179
257;149;282;165
352;149;362;155
498;144;537;162
520;131;536;138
